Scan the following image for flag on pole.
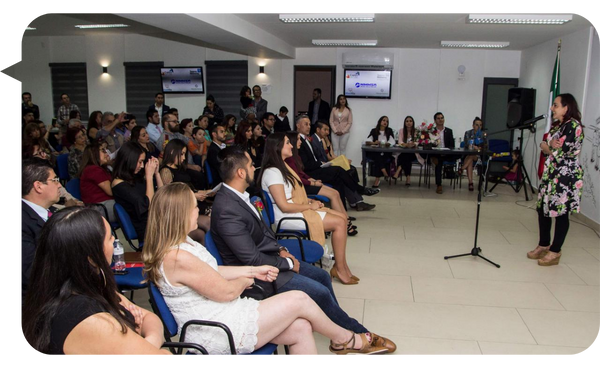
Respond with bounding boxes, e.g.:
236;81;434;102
538;40;561;179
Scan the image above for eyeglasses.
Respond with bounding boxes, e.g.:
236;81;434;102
44;177;60;184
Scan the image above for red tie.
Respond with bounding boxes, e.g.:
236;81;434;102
47;210;52;218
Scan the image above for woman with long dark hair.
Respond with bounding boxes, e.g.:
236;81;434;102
203;94;225;125
365;116;395;187
111;142;163;241
329;94;352;156
130;126;159;163
22;207;167;354
78;142;117;222
528;93;585;266
234;120;259;166
250;122;265;166
394;115;419;185
223;114;237;145
258;133;359;285
87;110;103;141
159;139;212;243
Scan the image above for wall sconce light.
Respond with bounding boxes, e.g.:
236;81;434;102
102;66;108;74
259;66;265;74
457;65;466;80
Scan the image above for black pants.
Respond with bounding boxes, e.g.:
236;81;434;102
431;155;455;186
397;153;416;176
538;209;570;253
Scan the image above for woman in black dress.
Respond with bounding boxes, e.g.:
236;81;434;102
365;116;395;187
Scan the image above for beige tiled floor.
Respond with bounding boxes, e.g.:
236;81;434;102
131;172;600;356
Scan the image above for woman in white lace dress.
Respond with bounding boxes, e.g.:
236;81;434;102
142;183;387;355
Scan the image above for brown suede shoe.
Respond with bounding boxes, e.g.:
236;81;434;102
370;333;396;354
538;251;561;266
436;185;443;194
329;332;389;355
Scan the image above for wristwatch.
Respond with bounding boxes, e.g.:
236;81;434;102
278;246;289;253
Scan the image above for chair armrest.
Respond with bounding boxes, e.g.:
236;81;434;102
161;341;208;355
275;232;306;262
180;319;237;354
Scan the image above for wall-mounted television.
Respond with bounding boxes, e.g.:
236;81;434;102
160;67;205;94
344;69;392;99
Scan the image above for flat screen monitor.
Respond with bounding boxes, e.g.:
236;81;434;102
344;69;392;99
160;67;204;94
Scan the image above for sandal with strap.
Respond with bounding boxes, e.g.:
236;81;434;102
347;225;358;236
329;332;389;355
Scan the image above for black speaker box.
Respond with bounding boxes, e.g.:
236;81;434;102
506;88;536;128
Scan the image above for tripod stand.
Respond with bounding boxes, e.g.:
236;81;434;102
444;149;500;268
488;127;537;201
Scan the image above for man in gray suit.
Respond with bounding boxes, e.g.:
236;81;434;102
209;146;397;353
252;85;268;122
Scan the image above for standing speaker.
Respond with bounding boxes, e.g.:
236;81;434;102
506;88;536;128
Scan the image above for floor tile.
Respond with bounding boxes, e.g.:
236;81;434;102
478;341;585;354
545;283;600;312
518;309;600;348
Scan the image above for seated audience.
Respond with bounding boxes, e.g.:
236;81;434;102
210;146;396;353
260;112;276;138
145;109;162;146
223;114;237;146
67;127;87;178
195;114;212;143
286;132;356;236
365;116;395;188
180;118;195;146
296;116;376;211
78;142;117;222
97;112;126;153
159;139;212;243
22;207;168;354
207;124;227;186
430;112;455;194
111;142;164;241
395;116;419;185
87;110;103;141
122;114;137;141
22;158;63;299
130;126;159;164
458;117;485;191
203;94;225;125
502;149;522;184
143;182;390;354
239;85;253;119
234;121;260;167
274;106;292;133
189;127;207;166
260;133;358;285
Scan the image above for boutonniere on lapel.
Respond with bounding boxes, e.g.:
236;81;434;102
252;198;265;214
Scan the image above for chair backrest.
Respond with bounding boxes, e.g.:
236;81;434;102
204;161;214;187
148;282;179;338
488;139;511;162
260;190;276;225
56;153;70;181
65;178;81;200
113;203;141;250
204;231;223;265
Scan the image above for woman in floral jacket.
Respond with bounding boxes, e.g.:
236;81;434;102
527;93;584;266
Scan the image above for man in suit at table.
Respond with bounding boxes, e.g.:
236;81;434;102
430;112;455;194
22;158;62;300
209;146;396;353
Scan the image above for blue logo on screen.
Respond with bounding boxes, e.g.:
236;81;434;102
355;83;361;88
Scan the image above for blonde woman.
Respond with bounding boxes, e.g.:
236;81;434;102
142;183;390;355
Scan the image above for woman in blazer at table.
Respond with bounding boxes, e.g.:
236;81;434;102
365;116;395;188
394;116;419;186
458;117;485;191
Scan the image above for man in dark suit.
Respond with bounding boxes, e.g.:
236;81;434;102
210;146;397;353
430;112;455;194
296;116;377;211
260;112;276;138
274;106;292;133
308;88;331;135
206;123;227;186
22;158;62;300
252;85;268;122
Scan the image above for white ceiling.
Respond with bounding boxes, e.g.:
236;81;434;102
25;13;593;59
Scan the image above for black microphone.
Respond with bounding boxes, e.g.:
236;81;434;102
523;114;547;124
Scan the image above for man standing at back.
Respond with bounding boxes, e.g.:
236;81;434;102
22;92;40;120
252;85;268;122
148;92;170;126
57;93;80;133
308;88;331;135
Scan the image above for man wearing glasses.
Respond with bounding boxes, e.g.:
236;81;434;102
22;158;63;300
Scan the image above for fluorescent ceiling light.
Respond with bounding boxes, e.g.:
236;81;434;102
312;39;378;47
441;41;510;49
280;14;374;23
75;24;130;29
26;27;36;31
468;14;572;25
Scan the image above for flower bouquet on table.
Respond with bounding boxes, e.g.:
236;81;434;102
416;121;439;150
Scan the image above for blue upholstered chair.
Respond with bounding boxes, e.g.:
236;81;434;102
113;203;143;251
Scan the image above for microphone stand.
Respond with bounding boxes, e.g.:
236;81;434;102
443;119;543;268
444;147;500;268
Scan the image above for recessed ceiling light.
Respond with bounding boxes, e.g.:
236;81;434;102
75;24;130;29
441;41;510;49
468;14;572;25
280;14;374;23
312;39;378;47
